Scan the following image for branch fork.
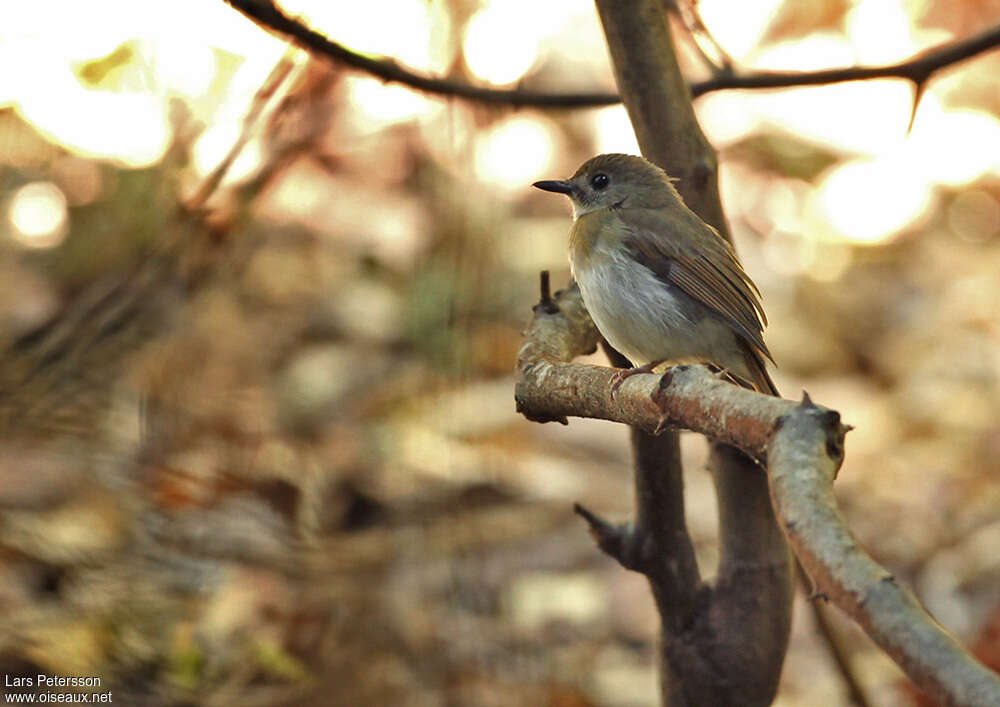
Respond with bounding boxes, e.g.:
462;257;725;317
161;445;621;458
517;273;1000;706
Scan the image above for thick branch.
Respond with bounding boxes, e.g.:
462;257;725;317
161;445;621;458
769;403;1000;707
571;339;705;656
516;284;793;459
516;282;1000;706
221;0;1000;108
580;0;793;707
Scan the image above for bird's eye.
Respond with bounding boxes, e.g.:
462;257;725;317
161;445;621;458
590;173;609;190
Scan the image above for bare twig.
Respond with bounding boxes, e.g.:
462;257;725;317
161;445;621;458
801;571;875;707
575;424;703;629
221;0;619;108
186;49;304;210
663;0;735;72
692;22;1000;96
221;0;1000;109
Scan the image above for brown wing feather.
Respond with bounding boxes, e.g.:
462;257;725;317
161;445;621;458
740;340;780;395
619;207;774;363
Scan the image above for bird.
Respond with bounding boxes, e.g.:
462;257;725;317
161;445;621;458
532;153;777;397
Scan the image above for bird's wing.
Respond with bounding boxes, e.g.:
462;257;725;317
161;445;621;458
618;207;774;362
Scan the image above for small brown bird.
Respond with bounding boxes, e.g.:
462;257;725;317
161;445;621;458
533;153;777;396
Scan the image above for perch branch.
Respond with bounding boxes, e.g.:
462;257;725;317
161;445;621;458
516;284;790;462
516;281;1000;707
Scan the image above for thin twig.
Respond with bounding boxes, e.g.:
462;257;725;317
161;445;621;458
221;0;1000;108
187;48;304;210
692;22;1000;96
221;0;618;108
664;0;735;72
801;569;875;707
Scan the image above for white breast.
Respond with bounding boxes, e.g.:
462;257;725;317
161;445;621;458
572;244;741;370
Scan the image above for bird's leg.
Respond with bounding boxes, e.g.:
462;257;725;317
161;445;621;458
609;360;665;399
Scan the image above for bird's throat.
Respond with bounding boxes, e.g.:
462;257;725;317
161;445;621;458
568;210;614;269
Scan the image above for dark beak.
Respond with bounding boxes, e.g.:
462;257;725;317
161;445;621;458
532;179;575;195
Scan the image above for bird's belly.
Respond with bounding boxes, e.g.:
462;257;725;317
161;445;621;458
574;252;740;369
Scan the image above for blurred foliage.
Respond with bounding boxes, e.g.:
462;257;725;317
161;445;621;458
727;132;842;181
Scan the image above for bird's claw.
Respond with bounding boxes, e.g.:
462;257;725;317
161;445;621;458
609;361;663;400
608;370;630;399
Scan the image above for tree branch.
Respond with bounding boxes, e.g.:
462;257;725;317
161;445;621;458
221;0;1000;108
515;281;1000;707
221;0;619;108
769;403;1000;707
590;4;795;703
516;283;787;459
692;22;1000;96
186;50;302;210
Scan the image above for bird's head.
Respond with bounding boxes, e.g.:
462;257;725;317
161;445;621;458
533;153;681;219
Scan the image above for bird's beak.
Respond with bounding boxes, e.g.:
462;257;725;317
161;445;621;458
532;179;576;196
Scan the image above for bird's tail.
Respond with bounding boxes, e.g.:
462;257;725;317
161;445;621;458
740;344;780;397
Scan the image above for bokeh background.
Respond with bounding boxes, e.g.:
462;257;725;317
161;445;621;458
1;0;1000;705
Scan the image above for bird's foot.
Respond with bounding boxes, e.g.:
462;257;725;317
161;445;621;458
707;365;736;385
609;360;664;399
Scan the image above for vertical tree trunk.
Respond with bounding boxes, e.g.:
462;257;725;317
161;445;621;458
593;3;794;703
